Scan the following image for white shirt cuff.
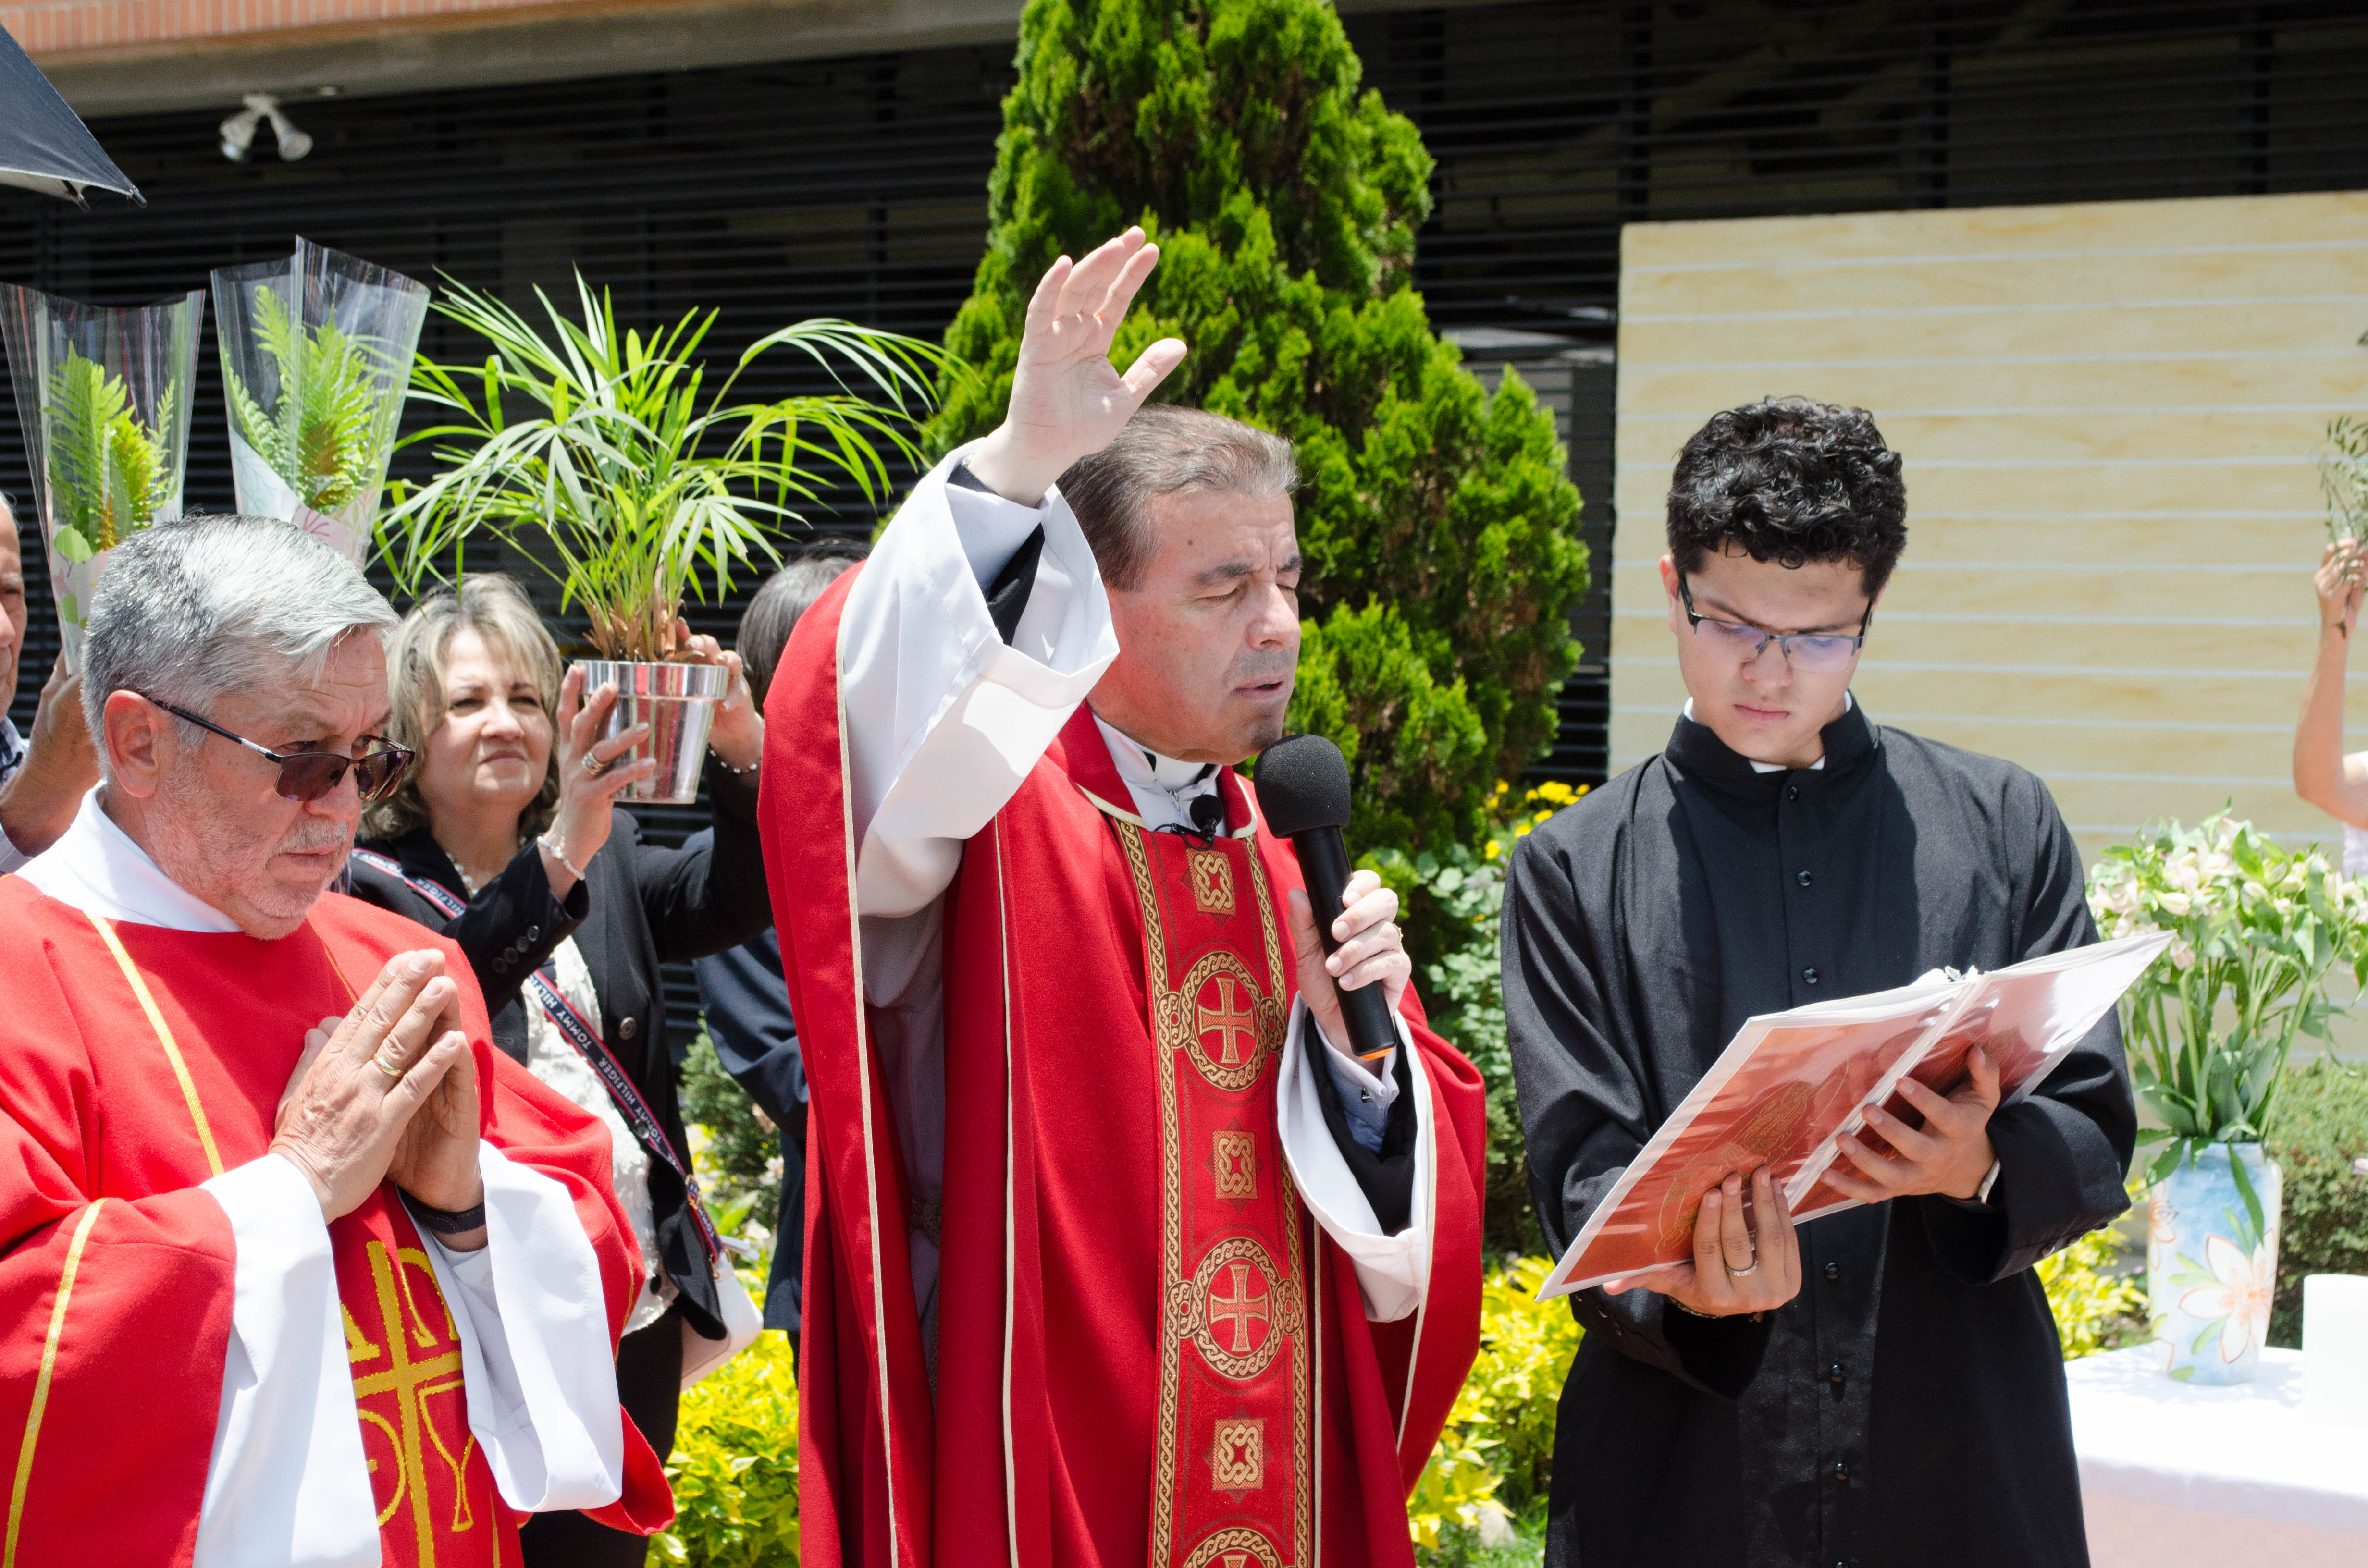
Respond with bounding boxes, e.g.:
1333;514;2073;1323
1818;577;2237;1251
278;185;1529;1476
1274;998;1435;1322
413;1141;626;1512
196;1154;376;1568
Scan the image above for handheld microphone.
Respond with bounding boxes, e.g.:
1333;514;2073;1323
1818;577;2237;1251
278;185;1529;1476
1255;734;1400;1062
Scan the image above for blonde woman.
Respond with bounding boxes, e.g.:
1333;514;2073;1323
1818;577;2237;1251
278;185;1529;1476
347;574;770;1568
2293;538;2368;872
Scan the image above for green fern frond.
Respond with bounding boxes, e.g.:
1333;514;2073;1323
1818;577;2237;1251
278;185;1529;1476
44;348;172;552
226;286;399;513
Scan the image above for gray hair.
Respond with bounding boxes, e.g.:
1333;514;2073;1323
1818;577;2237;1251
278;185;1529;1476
1056;405;1298;591
82;515;398;772
364;573;563;842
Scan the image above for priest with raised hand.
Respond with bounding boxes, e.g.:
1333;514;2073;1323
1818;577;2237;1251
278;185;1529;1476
0;515;672;1565
761;228;1487;1567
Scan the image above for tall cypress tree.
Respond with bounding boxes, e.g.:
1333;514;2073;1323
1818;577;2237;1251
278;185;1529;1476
930;0;1589;856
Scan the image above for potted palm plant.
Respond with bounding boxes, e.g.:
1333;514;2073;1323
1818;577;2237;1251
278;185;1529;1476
376;273;948;801
2087;816;2368;1382
212;238;430;562
0;284;202;664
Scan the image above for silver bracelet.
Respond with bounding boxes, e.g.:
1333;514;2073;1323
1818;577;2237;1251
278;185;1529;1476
718;753;761;777
537;834;588;883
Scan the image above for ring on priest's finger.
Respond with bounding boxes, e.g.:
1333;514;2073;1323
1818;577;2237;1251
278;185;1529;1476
581;750;611;778
1726;1257;1760;1278
370;1050;408;1080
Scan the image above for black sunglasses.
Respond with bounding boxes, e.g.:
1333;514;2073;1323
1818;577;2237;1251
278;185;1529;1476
153;700;415;804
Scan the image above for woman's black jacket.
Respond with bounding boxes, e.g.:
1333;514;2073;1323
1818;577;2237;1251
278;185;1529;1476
345;760;771;1337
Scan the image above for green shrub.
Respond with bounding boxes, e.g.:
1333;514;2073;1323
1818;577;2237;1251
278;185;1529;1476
653;1274;801;1567
680;1024;785;1256
1413;1255;1582;1563
2265;1052;2368;1346
1369;781;1587;1253
2040;1216;2149;1359
928;0;1590;858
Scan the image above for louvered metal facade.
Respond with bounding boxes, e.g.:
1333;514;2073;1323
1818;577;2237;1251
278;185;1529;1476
5;0;2364;1036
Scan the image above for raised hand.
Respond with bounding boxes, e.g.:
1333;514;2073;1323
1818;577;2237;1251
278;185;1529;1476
2317;539;2365;640
270;950;477;1226
541;664;656;897
968;227;1189;506
671;617;763;772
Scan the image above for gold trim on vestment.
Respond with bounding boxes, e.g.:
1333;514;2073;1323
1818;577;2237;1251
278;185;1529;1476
4;1200;106;1568
1113;817;1313;1568
832;605;904;1567
86;913;223;1176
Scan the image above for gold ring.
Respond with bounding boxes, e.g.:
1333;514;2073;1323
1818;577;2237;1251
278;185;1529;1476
581;750;610;778
371;1051;407;1079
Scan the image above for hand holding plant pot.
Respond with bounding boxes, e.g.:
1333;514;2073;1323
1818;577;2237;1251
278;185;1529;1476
0;284;201;666
379;274;950;802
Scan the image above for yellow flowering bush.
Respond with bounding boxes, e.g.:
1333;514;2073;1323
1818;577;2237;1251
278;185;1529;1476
2040;1219;2148;1360
1412;1256;1586;1557
653;1275;801;1567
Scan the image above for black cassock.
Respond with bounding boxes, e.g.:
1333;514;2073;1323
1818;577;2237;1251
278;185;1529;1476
1504;701;2134;1568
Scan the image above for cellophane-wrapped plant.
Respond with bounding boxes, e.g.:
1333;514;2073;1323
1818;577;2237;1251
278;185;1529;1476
0;284;201;665
212;238;429;564
2085;816;2368;1220
377;274;948;662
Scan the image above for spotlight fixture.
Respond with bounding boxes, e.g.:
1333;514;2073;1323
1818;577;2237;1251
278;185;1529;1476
219;94;313;164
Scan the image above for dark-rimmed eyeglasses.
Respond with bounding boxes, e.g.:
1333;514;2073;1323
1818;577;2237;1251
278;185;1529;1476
1678;577;1871;674
152;700;415;803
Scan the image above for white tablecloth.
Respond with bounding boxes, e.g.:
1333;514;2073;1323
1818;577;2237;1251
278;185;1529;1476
2068;1345;2368;1567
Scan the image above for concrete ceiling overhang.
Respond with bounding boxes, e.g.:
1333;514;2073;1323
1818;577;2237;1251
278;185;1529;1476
37;0;1500;119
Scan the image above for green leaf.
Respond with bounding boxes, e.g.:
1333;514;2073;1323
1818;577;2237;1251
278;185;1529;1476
50;526;94;563
2227;1152;2267;1244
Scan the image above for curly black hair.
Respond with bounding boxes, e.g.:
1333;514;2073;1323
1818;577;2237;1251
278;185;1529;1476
1666;397;1908;597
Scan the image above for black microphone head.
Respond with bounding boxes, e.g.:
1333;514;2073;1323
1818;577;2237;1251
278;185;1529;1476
1255;733;1351;837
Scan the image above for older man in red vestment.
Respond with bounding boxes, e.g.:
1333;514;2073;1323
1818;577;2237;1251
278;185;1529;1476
0;515;671;1565
762;229;1487;1568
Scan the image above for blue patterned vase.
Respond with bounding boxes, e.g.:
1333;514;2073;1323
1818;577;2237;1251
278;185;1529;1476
2145;1142;2282;1384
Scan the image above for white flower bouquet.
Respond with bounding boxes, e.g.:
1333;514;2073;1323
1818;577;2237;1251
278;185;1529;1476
2086;815;2368;1191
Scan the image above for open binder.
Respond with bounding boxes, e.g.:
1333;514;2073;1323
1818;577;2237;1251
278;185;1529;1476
1536;931;2172;1300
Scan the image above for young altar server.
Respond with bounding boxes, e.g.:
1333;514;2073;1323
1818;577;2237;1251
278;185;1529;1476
0;516;671;1564
761;228;1486;1566
1504;399;2135;1568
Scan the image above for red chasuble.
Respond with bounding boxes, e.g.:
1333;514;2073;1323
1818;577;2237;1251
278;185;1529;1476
0;879;673;1565
760;570;1487;1568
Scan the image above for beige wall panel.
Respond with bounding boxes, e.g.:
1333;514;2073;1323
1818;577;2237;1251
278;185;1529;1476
1619;194;2368;269
1616;357;2368;423
1623;409;2348;466
1621;248;2368;318
1612;191;2368;852
1622;301;2359;368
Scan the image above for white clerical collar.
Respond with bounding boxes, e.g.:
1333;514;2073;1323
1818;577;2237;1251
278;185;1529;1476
15;785;243;932
1682;692;1852;772
1092;711;1224;832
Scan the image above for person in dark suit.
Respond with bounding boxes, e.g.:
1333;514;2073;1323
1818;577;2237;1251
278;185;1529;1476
688;542;865;1354
346;572;772;1568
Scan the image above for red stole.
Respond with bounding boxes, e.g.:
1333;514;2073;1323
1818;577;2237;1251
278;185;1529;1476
0;881;672;1565
760;568;1487;1568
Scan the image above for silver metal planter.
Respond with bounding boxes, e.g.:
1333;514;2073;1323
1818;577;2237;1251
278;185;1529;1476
574;659;728;804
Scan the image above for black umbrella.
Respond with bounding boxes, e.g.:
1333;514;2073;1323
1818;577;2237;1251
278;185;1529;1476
0;24;140;206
